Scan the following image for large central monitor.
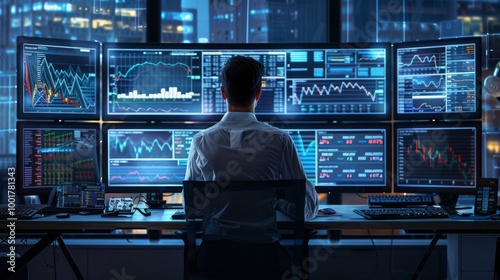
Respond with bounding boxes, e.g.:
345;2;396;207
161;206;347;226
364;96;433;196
102;42;391;122
102;123;209;194
283;123;392;193
16;121;100;201
393;120;481;194
393;36;482;120
17;36;101;120
102;122;391;194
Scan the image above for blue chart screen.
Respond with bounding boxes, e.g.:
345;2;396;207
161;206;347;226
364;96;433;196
107;49;203;115
286;130;317;185
107;128;199;187
106;49;286;116
286;49;387;115
396;42;478;115
285;128;388;187
21;43;98;116
201;51;286;114
104;45;389;120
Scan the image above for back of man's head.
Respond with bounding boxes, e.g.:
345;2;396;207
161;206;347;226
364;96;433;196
220;56;263;107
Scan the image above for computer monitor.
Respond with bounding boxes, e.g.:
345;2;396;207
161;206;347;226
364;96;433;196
282;123;392;193
16;36;101;120
16;121;100;202
102;123;209;194
393;120;481;195
393;36;482;121
102;42;391;122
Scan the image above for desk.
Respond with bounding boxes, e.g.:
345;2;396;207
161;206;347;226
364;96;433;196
1;205;499;280
309;205;500;232
310;205;500;280
0;209;186;280
2;209;186;232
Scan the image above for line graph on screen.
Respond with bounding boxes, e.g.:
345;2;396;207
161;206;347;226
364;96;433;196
287;79;385;114
23;52;97;114
107;50;202;115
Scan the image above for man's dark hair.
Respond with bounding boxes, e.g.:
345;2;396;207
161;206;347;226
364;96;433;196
220;55;264;107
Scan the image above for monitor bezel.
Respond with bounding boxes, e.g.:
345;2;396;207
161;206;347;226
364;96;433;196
102;42;392;122
393;120;482;195
16;121;101;201
101;122;212;194
16;36;101;121
280;121;393;194
392;36;483;121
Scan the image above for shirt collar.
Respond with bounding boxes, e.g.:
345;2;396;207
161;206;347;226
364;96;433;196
220;112;258;122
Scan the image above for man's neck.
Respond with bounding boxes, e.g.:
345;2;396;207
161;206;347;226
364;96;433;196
227;104;254;112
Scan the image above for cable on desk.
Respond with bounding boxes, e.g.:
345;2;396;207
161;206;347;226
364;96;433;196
355;193;369;200
366;229;380;280
133;194;150;208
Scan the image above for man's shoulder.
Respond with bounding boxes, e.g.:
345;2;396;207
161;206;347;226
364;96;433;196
191;123;222;139
259;122;290;134
194;121;289;136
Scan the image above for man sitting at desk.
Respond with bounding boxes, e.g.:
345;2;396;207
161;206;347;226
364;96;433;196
184;55;319;279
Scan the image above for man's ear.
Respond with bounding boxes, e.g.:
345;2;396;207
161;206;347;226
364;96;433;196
220;86;227;100
255;88;262;101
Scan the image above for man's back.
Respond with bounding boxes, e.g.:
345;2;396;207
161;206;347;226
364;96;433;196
185;112;318;221
186;112;303;182
182;55;317;279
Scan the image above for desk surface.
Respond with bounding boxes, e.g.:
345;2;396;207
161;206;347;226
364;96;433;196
311;205;500;231
1;209;186;232
1;205;499;233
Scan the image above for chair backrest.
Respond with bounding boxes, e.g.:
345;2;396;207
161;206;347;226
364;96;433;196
182;179;306;278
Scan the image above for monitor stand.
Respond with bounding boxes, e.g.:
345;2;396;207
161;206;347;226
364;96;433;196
146;192;183;209
18;187;57;205
437;193;472;214
437;193;459;209
146;192;166;209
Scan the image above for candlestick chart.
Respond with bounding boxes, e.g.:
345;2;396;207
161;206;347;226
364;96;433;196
397;127;477;185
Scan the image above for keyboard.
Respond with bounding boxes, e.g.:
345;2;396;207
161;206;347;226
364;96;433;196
368;194;435;207
353;207;449;220
0;204;51;219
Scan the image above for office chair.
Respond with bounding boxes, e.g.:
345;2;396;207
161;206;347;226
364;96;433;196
180;179;311;280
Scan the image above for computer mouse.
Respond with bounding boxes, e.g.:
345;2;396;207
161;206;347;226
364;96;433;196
55;213;71;219
134;207;151;216
321;208;336;215
142;208;151;216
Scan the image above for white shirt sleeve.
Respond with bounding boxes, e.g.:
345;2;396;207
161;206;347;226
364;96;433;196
281;135;319;220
